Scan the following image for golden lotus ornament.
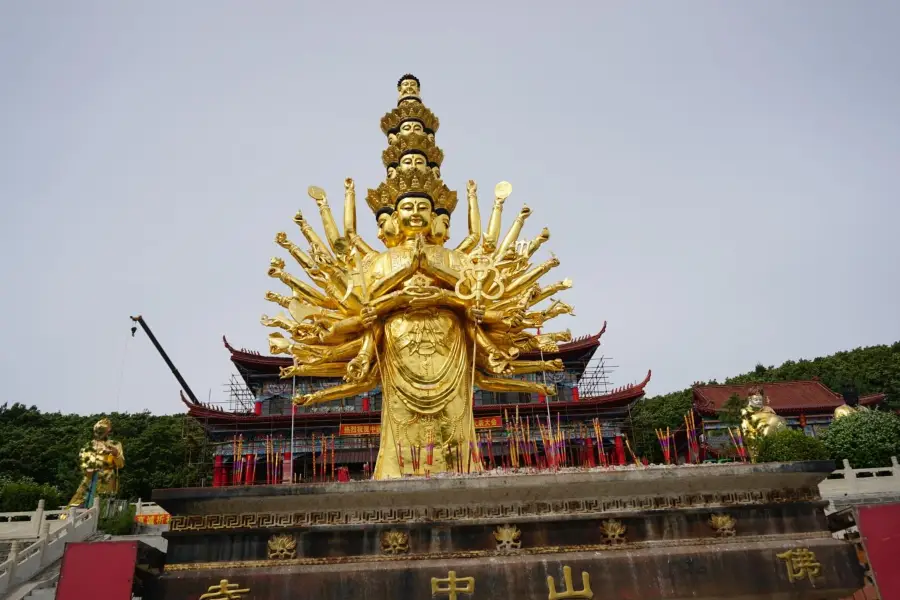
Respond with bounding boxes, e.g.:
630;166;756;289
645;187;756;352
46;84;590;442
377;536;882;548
262;75;572;479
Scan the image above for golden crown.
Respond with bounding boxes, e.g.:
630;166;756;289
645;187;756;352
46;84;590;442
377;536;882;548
366;170;458;217
380;102;440;136
381;132;444;168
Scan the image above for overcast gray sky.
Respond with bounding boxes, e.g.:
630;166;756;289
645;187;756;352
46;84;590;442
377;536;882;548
1;2;898;416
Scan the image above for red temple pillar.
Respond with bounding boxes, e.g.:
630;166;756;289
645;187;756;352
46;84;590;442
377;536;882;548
213;455;224;487
572;386;580;402
538;393;546;404
253;401;262;416
283;451;292;484
614;435;625;466
245;454;254;485
362;396;370;412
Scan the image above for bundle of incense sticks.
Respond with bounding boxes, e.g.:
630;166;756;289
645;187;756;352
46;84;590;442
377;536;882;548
728;427;747;462
684;411;700;464
397;441;404;472
591;418;608;467
656;427;673;465
311;433;316;481
623;433;641;466
321;434;327;482
410;444;421;474
330;434;335;482
486;430;495;469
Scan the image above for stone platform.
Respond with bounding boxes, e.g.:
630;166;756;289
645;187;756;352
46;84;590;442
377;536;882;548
150;461;863;599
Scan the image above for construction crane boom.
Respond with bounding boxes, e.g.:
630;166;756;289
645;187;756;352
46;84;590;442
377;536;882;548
129;315;200;404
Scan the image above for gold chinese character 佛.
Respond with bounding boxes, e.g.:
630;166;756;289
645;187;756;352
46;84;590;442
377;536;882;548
776;548;822;584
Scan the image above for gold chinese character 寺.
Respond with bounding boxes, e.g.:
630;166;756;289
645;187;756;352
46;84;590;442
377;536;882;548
431;570;475;600
776;548;822;583
199;579;251;599
547;565;593;599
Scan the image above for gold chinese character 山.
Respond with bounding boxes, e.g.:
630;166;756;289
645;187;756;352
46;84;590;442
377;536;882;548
547;566;593;600
431;570;475;600
263;75;571;479
776;548;823;584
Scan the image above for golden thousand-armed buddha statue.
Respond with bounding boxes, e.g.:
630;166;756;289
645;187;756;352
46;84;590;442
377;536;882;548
262;75;572;479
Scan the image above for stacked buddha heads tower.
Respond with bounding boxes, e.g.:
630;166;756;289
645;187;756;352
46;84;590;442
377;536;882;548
367;74;457;248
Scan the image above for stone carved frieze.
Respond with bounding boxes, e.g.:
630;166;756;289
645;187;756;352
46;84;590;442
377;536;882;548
169;487;818;533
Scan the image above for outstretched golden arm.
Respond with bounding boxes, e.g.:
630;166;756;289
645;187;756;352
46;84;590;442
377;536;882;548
493;205;531;260
280;362;351;378
343;178;376;256
308;186;343;255
454;179;481;254
504;255;561;296
268;258;338;310
475;372;556;396
295;370;380;406
482;184;508;253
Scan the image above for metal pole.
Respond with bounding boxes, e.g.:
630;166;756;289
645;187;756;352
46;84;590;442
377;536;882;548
129;315;200;404
290;376;296;483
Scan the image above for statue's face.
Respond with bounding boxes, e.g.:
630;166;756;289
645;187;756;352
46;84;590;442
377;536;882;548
396;197;432;234
431;213;450;242
747;393;764;409
398;78;420;100
377;212;399;244
399;153;428;173
398;120;425;136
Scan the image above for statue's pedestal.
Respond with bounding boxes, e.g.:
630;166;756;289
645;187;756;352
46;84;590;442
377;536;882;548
151;462;863;599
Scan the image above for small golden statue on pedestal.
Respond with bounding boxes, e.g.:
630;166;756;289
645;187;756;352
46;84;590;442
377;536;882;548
65;417;125;509
740;387;787;461
262;75;572;479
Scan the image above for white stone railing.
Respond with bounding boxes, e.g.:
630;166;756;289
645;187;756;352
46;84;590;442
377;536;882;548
0;500;69;541
0;504;99;596
819;456;900;505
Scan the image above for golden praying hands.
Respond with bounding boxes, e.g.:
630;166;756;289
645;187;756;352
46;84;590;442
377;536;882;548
261;75;573;479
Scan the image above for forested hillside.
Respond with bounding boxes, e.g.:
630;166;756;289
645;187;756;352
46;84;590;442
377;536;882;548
0;405;209;505
2;341;897;506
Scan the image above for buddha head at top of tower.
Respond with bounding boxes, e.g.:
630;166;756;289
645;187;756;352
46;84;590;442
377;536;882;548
381;77;440;144
397;73;421;105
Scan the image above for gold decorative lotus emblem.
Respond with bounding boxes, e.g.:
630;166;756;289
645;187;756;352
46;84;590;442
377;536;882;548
380;529;410;555
708;514;737;537
600;519;627;545
267;533;297;560
493;523;522;551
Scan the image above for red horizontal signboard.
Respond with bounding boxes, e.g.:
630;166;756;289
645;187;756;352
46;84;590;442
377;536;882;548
339;416;502;436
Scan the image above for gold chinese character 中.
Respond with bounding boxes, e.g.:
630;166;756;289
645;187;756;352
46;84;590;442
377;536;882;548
199;579;251;599
547;566;593;599
431;570;475;600
776;548;822;583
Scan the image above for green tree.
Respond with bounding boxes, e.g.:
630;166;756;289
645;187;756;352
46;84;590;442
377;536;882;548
822;410;900;468
757;428;829;463
629;389;693;462
717;393;744;426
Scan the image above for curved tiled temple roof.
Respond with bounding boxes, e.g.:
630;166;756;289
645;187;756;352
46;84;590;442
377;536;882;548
180;368;653;425
693;380;886;416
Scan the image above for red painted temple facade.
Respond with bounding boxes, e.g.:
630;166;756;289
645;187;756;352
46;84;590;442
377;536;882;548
182;323;652;484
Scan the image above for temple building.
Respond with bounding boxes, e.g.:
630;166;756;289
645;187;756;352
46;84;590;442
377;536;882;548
693;380;886;454
181;324;651;484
